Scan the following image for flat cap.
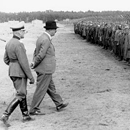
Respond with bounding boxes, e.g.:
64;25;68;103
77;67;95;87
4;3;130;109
10;21;25;31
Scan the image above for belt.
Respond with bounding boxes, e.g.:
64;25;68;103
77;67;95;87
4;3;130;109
10;59;18;62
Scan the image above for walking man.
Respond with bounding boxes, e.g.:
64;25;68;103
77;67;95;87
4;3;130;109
29;21;68;115
1;21;35;127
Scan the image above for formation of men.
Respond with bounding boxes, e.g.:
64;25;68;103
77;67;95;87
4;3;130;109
74;20;130;63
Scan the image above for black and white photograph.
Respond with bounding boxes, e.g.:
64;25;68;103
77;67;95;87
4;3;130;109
0;0;130;129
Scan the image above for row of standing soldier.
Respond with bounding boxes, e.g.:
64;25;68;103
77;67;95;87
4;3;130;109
74;20;130;64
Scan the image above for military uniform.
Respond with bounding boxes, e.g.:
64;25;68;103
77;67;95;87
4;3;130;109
1;21;34;127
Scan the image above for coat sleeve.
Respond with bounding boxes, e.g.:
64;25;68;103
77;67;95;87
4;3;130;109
16;43;33;80
3;47;10;65
33;48;36;61
33;38;50;68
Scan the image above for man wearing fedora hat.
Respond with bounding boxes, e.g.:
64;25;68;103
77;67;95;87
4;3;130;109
29;20;68;115
1;21;35;127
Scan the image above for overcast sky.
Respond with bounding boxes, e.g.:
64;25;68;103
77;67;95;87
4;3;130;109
0;0;130;13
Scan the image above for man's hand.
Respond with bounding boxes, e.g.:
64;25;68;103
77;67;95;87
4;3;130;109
29;77;35;84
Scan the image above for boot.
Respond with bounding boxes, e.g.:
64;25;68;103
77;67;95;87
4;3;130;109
19;97;35;122
1;98;19;127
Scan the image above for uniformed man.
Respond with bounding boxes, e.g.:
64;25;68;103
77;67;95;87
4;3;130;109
0;21;35;127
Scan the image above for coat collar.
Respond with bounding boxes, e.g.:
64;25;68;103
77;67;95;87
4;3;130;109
44;31;52;40
13;35;20;40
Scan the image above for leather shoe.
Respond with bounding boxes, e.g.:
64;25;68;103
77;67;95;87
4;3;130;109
0;115;10;127
22;116;35;122
29;110;45;116
56;103;69;111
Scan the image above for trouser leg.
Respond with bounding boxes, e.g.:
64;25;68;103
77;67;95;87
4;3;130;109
12;77;27;100
12;77;34;121
47;77;63;107
1;76;33;126
29;73;52;113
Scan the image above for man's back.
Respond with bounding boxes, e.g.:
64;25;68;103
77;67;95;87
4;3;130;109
4;37;33;79
33;32;56;74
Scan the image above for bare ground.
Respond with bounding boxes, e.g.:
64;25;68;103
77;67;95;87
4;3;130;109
1;22;130;130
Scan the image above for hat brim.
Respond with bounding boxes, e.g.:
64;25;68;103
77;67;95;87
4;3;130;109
11;26;25;31
44;26;59;29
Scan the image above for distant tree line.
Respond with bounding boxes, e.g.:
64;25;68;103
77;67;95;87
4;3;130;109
0;10;130;23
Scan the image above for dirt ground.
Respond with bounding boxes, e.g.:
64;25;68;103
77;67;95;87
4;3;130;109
1;21;130;130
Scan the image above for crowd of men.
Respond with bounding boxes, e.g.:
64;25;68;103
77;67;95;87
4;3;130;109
74;20;130;64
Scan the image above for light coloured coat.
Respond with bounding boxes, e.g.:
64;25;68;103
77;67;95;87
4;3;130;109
33;32;56;74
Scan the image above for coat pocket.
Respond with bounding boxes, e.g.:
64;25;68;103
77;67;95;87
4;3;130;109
9;62;26;77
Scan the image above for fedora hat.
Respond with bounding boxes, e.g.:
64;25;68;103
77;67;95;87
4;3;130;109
44;21;59;30
10;21;25;31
